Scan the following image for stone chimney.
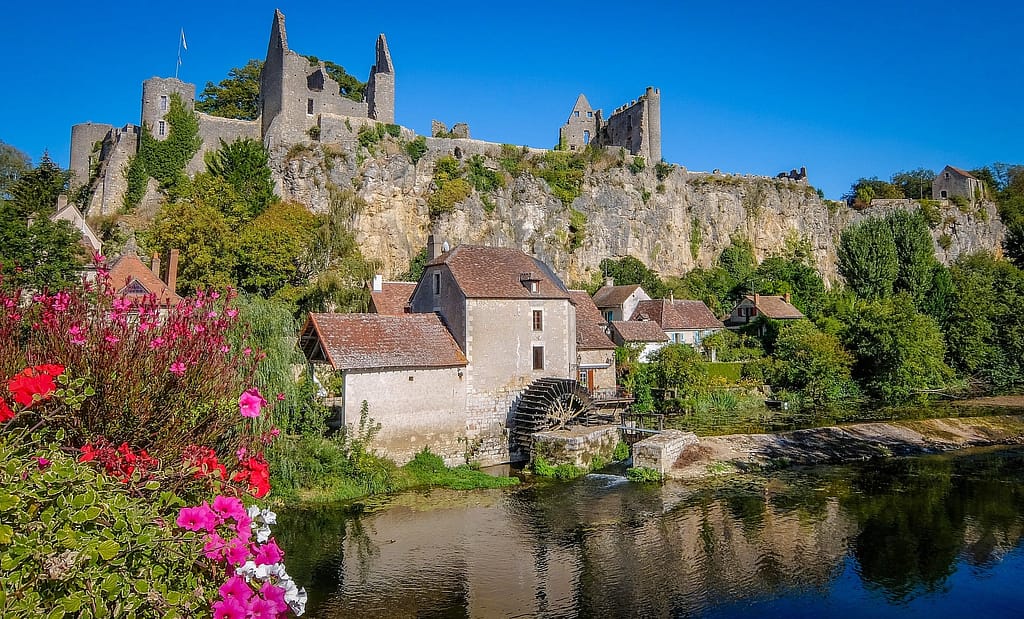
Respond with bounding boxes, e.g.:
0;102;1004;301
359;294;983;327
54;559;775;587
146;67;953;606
151;253;161;280
167;249;179;296
784;292;792;304
753;293;760;307
605;277;614;287
427;234;443;260
372;274;383;292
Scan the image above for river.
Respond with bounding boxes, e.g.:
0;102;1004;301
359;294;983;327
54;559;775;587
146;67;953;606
276;446;1024;618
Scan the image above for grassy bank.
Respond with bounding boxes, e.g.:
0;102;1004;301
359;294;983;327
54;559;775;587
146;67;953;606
268;434;519;505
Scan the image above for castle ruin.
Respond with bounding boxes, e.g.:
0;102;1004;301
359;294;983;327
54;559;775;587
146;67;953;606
559;89;662;162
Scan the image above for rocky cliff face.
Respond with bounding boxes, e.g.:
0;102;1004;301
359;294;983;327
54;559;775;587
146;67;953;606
268;132;1005;283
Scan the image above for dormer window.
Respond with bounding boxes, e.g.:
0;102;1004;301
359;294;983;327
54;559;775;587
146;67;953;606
520;272;540;293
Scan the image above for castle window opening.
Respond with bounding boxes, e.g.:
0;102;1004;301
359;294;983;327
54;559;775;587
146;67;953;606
584;130;590;144
454;147;463;159
160;95;168;112
941;190;948;198
307;98;314;115
432;272;441;295
532;345;545;371
587;111;593;118
532;309;543;332
158;121;166;137
574;111;580;117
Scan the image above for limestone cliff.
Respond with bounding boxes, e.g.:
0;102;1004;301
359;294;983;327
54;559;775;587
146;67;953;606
268;129;1005;283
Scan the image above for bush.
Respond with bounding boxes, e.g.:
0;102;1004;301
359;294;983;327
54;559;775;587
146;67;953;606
629;156;646;174
626;466;662;483
655;161;673;181
427;178;472;218
531;455;587;480
613;441;630;461
404;135;427;164
466;155;505;193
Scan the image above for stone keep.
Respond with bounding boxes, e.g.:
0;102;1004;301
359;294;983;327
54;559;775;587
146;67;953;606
559;87;661;161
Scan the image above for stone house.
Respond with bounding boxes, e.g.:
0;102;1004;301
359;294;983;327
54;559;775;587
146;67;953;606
51;196;101;253
725;293;804;334
932;165;985;203
107;250;182;307
592;281;651;322
300;244;581;465
568;291;617;397
368;275;415;315
630;299;725;348
608;321;669;363
559;88;662;162
298;313;468;464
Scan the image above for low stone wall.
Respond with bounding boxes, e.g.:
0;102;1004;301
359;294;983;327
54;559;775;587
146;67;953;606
532;425;621;468
633;430;698;475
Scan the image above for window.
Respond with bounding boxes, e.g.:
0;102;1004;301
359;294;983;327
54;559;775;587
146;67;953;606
587;111;593;118
583;130;590;144
432;272;441;295
307;98;314;115
158;121;166;136
532;345;545;370
160;95;168;111
603;310;614;322
532;309;543;331
940;190;948;198
944;172;951;179
574;111;580;118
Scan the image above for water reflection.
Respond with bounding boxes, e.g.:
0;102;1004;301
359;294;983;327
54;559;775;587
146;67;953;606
276;448;1024;618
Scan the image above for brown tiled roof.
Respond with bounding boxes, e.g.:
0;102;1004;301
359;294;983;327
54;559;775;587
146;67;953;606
569;290;615;350
744;295;804;319
592;284;643;308
609;320;669;343
946;165;977;180
301;313;467;370
107;253;181;306
425;245;570;299
631;299;724;330
369;282;416;315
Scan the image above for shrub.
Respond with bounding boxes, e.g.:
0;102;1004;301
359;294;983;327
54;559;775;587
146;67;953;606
568;208;587;251
655;161;673;181
629;156;646;174
536;150;586;207
626;466;662;483
466;155;505;193
427;179;472;218
404;135;427;164
307;125;321;140
613;441;630;461
938;233;953;250
498;144;528;176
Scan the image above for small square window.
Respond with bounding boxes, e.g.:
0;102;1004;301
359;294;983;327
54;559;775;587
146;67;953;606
532;309;543;331
160;95;168;111
587;111;593;118
432;272;441;295
158;120;166;136
532;346;545;371
574;111;580;117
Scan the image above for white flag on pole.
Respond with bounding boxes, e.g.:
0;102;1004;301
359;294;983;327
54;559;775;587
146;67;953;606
180;29;187;51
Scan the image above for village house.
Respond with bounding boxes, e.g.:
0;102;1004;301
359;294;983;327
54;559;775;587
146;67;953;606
592;281;651;322
607;320;669;363
569;291;617;397
932;165;985;203
300;244;580;465
367;275;415;315
725;293;804;334
106;250;182;307
630;298;724;348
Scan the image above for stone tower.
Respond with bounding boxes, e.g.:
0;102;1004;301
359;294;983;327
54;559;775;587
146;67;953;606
559;94;601;151
141;77;196;140
644;86;661;162
557;87;661;161
259;9;288;140
366;34;395;123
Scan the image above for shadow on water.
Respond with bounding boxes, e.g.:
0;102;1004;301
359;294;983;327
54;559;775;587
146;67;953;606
277;447;1024;618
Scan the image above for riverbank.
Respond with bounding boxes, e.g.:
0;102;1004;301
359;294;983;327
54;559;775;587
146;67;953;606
669;414;1024;478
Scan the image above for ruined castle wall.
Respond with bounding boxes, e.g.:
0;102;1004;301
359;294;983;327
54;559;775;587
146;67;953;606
69;123;113;189
141;77;195;139
186;114;261;174
603;98;650;159
87;126;138;217
366;70;394;124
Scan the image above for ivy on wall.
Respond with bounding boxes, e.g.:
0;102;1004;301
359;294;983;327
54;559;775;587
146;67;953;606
122;94;201;211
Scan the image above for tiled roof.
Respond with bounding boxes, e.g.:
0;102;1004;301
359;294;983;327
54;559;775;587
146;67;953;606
631;299;724;330
946;165;977;180
609;320;669;343
744;295;804;319
301;313;467;371
107;253;181;306
569;290;615;350
369;282;416;315
426;245;570;299
592;284;643;308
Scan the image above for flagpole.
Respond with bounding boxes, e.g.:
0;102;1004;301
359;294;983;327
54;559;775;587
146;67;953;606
175;30;182;79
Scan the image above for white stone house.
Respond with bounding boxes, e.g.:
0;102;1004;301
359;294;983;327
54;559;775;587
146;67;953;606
630;299;725;349
592;281;651;322
725;293;804;335
569;291;617;397
608;321;669;363
932;165;985;203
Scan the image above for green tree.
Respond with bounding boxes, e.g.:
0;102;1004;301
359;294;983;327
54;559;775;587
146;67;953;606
753;256;826;319
890;168;935;200
838;217;899;299
887;209;939;304
0;139;31;201
204;138;277;220
142;200;236;293
195;59;263;120
844;177;902;208
649;343;708;399
771;320;857;404
234;201;317;297
717;236;757;288
599;255;667;298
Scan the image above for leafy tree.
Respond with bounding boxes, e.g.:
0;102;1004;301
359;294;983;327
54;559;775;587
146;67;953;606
890;168;935;200
599;255;667;298
142;200;236;293
0;139;31;201
195;59;263;120
234;201;317;297
0;155;85;290
753;256;826;319
665;267;735;315
170;173;248;223
649;344;708;400
204;138;277;220
717;236;756;288
771;320;857;404
887;209;939;304
400;248;429;281
844;177;902;208
838;217;899;299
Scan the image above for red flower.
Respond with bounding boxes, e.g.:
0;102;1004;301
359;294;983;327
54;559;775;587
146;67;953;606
0;397;14;423
232;454;271;498
7;365;63;407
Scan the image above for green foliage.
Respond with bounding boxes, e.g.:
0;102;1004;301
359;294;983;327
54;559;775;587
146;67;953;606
304;56;367;102
195;59;262;120
498;144;528;176
124;94;201;209
938;233;953;250
567;208;587;251
654;160;673;181
613;441;630;462
234;201;318;296
705;362;744;382
428;179;472;218
629;156;646;174
838;216;899;299
307;125;321;140
753;256;827;319
404;135;428;164
742;182;767;218
918;200;942;228
466;154;505;192
536;149;587;207
400;247;429;281
950;194;970;211
0;139;31;201
626;466;663;483
844;177;903;208
0;155;86;290
122;154;147;211
649;344;709;400
891;168;935;200
689;218;702;260
718;236;757;286
702;330;764;362
0;434;214;616
599;255;667;298
770;320;858;404
204;138;277;220
143;199;236;293
531;455;587;480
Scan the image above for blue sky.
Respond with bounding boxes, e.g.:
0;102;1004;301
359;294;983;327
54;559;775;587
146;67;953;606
2;0;1021;199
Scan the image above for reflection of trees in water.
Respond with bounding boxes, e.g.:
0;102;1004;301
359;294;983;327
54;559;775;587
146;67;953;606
842;449;1024;601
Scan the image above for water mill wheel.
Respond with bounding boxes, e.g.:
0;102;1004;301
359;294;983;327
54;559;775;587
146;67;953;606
511;377;595;455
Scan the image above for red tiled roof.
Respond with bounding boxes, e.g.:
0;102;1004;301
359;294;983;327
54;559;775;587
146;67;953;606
569;290;615;350
425;245;570;299
631;299;724;330
592;284;643;308
369;282;416;315
107;253;181;306
743;295;804;319
946;165;977;180
301;313;467;370
609;320;669;343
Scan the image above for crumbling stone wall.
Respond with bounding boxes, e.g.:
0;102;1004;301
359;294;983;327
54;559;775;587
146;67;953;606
69;122;114;189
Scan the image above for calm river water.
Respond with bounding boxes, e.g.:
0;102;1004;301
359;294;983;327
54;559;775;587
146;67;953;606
276;447;1024;618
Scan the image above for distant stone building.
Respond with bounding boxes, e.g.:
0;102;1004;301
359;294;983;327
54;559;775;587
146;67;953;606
725;293;803;335
630;299;725;348
568;291;617;397
559;88;662;161
107;250;182;307
367;275;415;315
592;281;651;322
607;321;669;363
932;165;985;203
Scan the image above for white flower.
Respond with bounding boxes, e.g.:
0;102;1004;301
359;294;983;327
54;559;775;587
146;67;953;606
235;561;259;580
247;505;261;520
287;587;307;615
261;508;277;525
255;523;273;543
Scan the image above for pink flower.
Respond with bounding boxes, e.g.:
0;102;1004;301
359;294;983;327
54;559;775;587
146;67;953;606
225;537;250;567
211;291;221;299
169;361;186;376
177;504;217;532
220;345;231;354
207;311;218;318
104;334;120;344
259;583;289;614
253;540;283;566
246;596;280;619
212;495;246;521
37;457;51;469
219;575;253;604
212;597;247;619
276;392;286;401
149;336;165;349
242;347;252;356
238;388;267;418
69;324;86;345
226;308;238;318
112;297;132;312
204;533;227;561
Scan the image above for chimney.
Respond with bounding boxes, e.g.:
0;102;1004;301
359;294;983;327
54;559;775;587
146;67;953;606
784;292;792;304
151;253;161;280
605;277;614;287
427;234;443;260
372;274;383;292
167;249;179;296
753;293;760;306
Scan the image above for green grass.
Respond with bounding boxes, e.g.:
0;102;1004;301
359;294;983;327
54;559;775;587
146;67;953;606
706;362;744;382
